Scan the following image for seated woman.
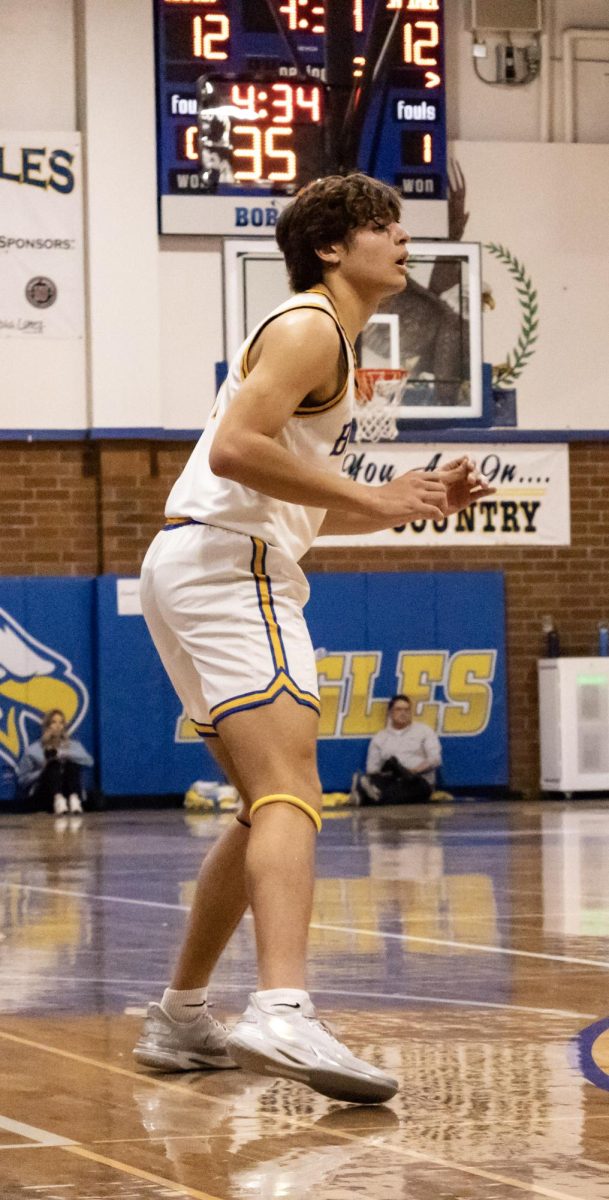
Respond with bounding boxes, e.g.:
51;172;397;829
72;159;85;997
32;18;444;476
18;708;94;815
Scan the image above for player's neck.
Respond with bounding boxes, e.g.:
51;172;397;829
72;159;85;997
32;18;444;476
314;278;380;345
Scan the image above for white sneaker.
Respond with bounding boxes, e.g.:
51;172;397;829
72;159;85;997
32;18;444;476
227;993;398;1104
53;794;68;815
68;793;83;814
133;1002;238;1072
359;776;382;803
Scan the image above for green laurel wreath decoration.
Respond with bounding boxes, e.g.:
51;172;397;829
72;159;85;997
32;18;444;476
485;243;539;384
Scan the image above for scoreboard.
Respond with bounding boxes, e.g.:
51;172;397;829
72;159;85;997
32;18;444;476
155;0;447;234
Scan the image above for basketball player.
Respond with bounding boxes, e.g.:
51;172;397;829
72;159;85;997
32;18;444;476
134;173;493;1104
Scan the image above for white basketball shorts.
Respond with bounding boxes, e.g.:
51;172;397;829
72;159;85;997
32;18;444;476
139;521;320;737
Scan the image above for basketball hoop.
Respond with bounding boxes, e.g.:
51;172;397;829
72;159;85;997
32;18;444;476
354;368;407;442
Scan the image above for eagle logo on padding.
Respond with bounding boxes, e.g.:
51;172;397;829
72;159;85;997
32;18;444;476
0;608;89;771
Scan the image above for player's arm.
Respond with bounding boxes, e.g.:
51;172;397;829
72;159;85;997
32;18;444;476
412;728;442;775
319;508;423;535
209;310;451;524
366;735;385;774
319;457;496;534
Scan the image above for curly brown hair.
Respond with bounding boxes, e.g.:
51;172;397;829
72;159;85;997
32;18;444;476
275;173;401;293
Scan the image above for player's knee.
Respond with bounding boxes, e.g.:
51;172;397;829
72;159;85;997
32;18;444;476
249;792;322;833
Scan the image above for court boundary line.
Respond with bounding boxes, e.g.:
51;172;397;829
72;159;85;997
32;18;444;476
0;1080;589;1200
0;1034;590;1200
0;1114;76;1147
63;1145;223;1200
0;1030;231;1108
0;973;596;1019
308;919;609;970
309;1132;594;1200
255;985;598;1020
6;882;609;971
0;1144;52;1151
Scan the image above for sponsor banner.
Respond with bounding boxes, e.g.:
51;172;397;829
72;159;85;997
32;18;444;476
0;132;84;338
0;579;95;801
317;443;570;546
100;570;507;793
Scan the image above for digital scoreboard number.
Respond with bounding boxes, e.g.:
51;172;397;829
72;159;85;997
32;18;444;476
154;0;447;234
197;78;325;189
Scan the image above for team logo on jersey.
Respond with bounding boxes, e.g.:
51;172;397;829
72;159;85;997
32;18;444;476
330;421;354;457
574;1016;609;1093
0;608;89;771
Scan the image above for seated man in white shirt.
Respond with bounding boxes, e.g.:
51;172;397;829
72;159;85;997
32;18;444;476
355;694;446;805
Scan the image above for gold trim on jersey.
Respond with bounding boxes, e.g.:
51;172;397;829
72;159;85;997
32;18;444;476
192;720;218;739
294;375;349;416
238;298;352;416
251;536;286;671
207;535;320;727
210;670;321;726
163;516;200;530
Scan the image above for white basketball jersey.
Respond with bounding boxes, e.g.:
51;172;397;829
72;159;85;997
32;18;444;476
165;290;355;562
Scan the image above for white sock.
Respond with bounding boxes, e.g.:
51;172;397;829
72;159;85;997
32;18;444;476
256;988;310;1008
161;986;208;1023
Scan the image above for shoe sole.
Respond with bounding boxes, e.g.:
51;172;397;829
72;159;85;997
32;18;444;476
133;1046;238;1072
227;1033;397;1104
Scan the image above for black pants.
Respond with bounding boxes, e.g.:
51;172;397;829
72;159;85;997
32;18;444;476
360;756;433;806
30;760;84;813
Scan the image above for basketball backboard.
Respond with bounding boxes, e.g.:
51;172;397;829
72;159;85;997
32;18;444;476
223;239;483;422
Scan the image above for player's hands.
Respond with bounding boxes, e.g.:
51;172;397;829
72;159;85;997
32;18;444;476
376;470;450;523
436;456;496;514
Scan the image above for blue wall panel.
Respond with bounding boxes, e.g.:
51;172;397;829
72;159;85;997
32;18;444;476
308;571;507;790
96;576;218;795
0;573;507;798
97;571;507;796
0;578;95;801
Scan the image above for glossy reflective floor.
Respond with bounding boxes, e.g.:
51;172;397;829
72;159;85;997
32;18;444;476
1;801;609;1200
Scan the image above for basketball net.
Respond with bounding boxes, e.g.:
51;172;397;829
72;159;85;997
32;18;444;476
354;369;407;442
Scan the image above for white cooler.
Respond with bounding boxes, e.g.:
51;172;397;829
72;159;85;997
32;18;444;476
538;657;609;793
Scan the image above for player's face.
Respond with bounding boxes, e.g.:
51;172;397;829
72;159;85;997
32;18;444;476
389;700;412;729
340;219;410;299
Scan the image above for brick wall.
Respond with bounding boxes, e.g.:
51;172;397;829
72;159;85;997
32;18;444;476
1;439;607;794
0;443;100;575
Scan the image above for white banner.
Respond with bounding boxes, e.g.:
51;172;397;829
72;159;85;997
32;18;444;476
0;132;84;339
316;443;571;546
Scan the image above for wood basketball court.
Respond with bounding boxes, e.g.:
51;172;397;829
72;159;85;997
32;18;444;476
1;800;608;1199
